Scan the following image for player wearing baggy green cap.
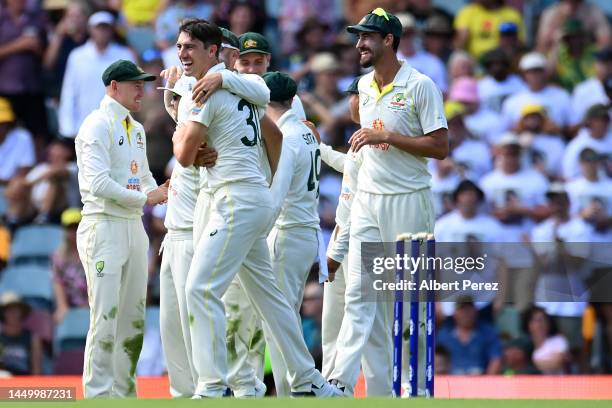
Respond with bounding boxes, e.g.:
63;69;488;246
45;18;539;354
326;7;448;396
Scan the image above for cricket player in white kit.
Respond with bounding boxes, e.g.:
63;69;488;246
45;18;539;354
261;71;324;396
327;8;448;396
319;78;394;396
75;60;169;398
157;26;272;397
171;20;339;398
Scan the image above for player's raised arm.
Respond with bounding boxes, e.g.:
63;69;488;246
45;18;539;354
174;120;207;167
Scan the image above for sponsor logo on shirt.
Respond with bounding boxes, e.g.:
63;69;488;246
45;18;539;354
136;132;144;149
371;119;390;150
361;94;371;106
388;92;409;111
128;160;141;190
191;106;202;116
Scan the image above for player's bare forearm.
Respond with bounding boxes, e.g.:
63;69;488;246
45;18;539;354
385;127;448;159
260;114;282;178
174;122;206;167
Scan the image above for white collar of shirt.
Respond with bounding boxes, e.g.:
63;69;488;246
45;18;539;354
363;61;413;97
276;109;296;129
100;95;131;121
204;62;226;76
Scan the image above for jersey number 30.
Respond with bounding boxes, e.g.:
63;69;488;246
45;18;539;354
238;99;261;147
307;148;321;197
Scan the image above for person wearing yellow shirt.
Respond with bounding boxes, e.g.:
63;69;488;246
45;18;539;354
454;0;524;59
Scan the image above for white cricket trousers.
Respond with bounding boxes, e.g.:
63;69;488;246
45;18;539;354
193;188;265;397
266;226;319;396
322;225;390;396
77;215;149;398
329;189;434;395
186;183;326;397
159;229;196;397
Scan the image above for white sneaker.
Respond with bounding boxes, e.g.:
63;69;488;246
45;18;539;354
291;380;344;397
235;378;267;398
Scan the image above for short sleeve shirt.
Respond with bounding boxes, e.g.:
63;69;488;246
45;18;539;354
357;62;447;194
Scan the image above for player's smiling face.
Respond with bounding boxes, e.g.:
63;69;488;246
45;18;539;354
235;53;270;76
356;32;388;68
176;32;215;78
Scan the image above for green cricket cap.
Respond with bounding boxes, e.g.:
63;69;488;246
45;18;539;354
262;71;297;102
102;59;156;86
220;27;239;50
347;8;402;39
238;32;270;55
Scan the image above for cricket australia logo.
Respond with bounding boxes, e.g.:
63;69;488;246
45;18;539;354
136;132;144;149
96;261;105;277
244;39;257;49
388;92;408;111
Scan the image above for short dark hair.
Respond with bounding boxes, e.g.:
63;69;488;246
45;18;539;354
179;18;223;58
392;34;400;52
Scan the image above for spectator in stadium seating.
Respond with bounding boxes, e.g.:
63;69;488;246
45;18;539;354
422;14;454;64
536;0;611;53
58;11;135;138
434;180;505;320
562;104;612;180
437;296;502;374
43;0;89;101
480;133;550;312
121;0;161;54
0;291;42;375
0;0;48;142
405;0;453;33
478;48;526;113
449;76;503;144
51;208;87;323
447;50;476;84
300;53;344;135
214;0;265;35
434;345;450;375
287;18;331;86
24;139;79;223
278;1;337;56
430;157;461;218
0;97;35;185
570;47;612;126
501;337;537;375
501;52;572;134
343;0;396;25
0;223;9;272
396;13;447;92
515;104;566;181
497;22;525;71
566;148;612;228
301;281;323;364
529;183;590;369
444;101;492;180
549;19;596;92
524;306;571;374
156;0;214;51
453;0;524;60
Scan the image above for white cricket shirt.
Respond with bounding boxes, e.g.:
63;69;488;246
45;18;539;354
189;63;268;190
75;95;157;219
357;61;447;194
270;109;320;229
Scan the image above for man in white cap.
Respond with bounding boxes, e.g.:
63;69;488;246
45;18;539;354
500;52;571;133
59;11;135;138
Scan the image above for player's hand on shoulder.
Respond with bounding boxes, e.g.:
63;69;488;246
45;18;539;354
303;120;321;144
194;143;218;168
147;180;169;206
193;72;223;105
160;66;183;88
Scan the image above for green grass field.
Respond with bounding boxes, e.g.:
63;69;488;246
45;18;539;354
2;399;611;408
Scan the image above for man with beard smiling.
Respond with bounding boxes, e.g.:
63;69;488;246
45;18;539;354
327;8;448;397
172;19;340;398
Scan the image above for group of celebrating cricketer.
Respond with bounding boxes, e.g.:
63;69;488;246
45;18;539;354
74;7;449;399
